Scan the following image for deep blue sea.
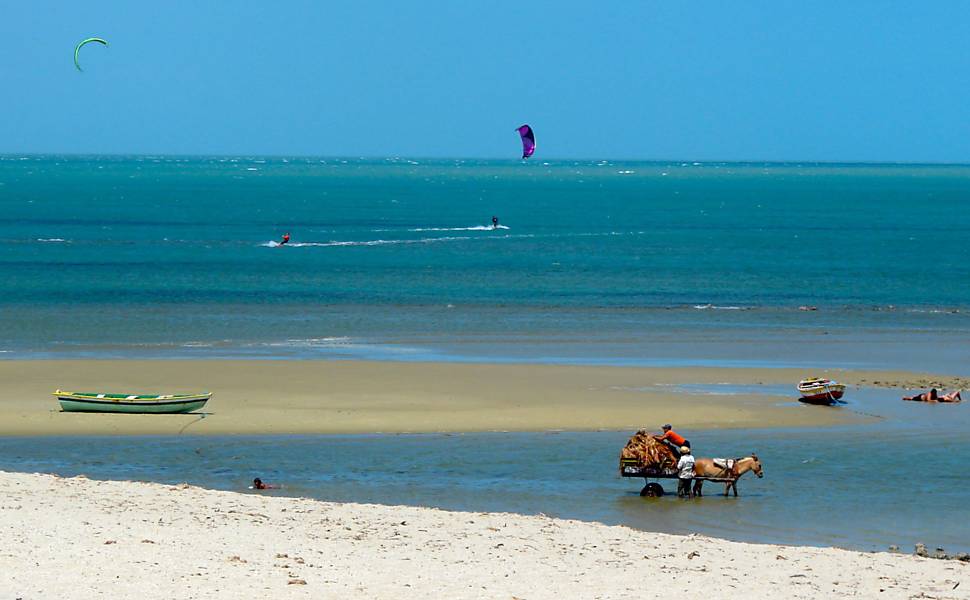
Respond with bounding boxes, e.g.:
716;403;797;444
2;156;969;371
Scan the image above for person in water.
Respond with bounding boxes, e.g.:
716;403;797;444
654;424;690;456
252;477;279;490
279;233;290;246
902;388;962;403
491;216;499;229
676;446;695;499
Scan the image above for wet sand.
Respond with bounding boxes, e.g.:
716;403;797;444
0;471;965;599
0;360;964;436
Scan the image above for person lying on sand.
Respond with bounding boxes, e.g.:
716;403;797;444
902;388;962;403
252;477;279;490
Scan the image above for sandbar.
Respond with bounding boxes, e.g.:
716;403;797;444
1;360;965;436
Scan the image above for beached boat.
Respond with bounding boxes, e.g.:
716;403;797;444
54;390;211;414
796;378;845;404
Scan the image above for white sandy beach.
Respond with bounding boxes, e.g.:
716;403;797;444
0;471;965;599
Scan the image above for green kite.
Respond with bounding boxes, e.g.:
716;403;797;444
74;37;108;72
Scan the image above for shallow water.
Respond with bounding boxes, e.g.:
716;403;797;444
2;388;967;553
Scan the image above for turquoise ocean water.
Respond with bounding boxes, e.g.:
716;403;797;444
1;156;969;371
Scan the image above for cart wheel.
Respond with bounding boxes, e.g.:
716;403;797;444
640;482;664;497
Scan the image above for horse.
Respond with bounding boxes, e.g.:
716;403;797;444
691;454;763;497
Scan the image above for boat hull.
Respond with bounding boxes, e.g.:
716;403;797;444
797;386;845;405
796;378;845;405
798;389;844;405
56;394;210;414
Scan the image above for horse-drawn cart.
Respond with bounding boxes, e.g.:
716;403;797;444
619;430;764;497
620;458;740;497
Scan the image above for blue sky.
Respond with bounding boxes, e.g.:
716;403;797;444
3;1;970;160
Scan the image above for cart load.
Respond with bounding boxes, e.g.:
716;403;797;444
619;429;679;476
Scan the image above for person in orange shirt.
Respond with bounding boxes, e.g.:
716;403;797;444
654;424;691;456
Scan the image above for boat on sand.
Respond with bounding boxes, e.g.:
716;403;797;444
54;390;211;414
796;378;845;405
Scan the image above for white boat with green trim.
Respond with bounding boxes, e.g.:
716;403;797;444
54;390;211;414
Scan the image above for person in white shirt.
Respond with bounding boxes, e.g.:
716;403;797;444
676;446;695;498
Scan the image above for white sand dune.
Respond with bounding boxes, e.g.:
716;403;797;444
0;471;966;599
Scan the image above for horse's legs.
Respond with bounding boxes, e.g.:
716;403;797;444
723;481;730;496
731;481;738;497
693;480;703;497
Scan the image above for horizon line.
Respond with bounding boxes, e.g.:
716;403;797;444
2;152;970;167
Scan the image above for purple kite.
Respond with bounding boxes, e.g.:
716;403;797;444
516;124;536;159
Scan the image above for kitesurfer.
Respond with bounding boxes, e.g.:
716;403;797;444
280;233;290;246
491;216;499;229
516;125;536;159
74;37;108;72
